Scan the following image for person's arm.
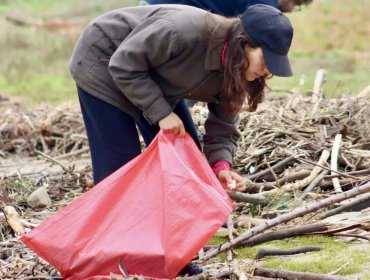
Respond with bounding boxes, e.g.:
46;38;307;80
205;103;246;192
203;102;240;164
108;19;180;125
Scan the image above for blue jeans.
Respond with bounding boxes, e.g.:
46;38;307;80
77;86;201;184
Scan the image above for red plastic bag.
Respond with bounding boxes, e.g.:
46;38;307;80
21;131;233;279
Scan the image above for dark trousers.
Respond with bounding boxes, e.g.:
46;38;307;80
77;86;201;184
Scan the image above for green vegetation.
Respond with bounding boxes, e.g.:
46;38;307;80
270;0;370;96
0;0;137;105
0;0;368;105
208;234;370;279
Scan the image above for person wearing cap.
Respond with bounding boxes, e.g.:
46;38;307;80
69;4;293;275
140;0;313;15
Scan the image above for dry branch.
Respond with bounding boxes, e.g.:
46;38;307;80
331;134;343;193
254;246;322;260
3;206;25;235
322;193;370;218
311;69;327;104
230;192;268;206
204;223;329;252
226;215;234;261
262;150;330;195
253;268;349;280
246;156;295;181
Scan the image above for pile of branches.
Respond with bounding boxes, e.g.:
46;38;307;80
231;93;370;196
1;73;370;279
0;99;88;159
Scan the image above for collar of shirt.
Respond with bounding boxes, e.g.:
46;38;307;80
204;18;235;71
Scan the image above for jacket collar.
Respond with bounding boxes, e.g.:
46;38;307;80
205;17;236;71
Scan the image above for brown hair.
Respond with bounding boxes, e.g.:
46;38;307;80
293;0;313;5
221;21;267;114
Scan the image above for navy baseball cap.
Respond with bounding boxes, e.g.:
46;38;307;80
241;4;293;77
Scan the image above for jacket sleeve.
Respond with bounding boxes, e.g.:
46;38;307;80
203;102;240;165
108;19;180;125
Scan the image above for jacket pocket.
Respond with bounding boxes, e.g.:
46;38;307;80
181;72;223;103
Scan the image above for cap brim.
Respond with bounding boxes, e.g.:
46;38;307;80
262;48;292;77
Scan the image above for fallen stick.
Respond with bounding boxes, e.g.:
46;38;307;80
229;192;268;206
201;181;370;261
301;169;329;199
3;206;25;235
246;156;295;181
357;85;370;98
254;246;322;260
319;178;358;190
311;69;327;104
329;233;370;241
226;215;234;261
262;150;330;196
322;193;370;218
54;147;89;160
36;150;75;176
253;268;349;280
204;223;329;252
296;157;359;180
239;223;329;247
331;134;343;193
306;223;362;235
245;170;311;193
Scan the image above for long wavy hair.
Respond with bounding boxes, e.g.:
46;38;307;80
207;14;268;115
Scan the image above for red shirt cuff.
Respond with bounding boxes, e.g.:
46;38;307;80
212;160;231;176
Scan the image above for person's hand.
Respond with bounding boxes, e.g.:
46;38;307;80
218;170;246;193
158;112;185;137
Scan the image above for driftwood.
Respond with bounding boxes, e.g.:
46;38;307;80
201;181;370;260
253;268;349;280
254;246;323;260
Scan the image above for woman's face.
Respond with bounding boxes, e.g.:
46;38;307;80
243;46;271;82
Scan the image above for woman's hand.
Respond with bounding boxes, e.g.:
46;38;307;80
158;112;185;137
218;170;246;193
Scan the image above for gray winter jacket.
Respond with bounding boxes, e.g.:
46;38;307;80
69;4;240;165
